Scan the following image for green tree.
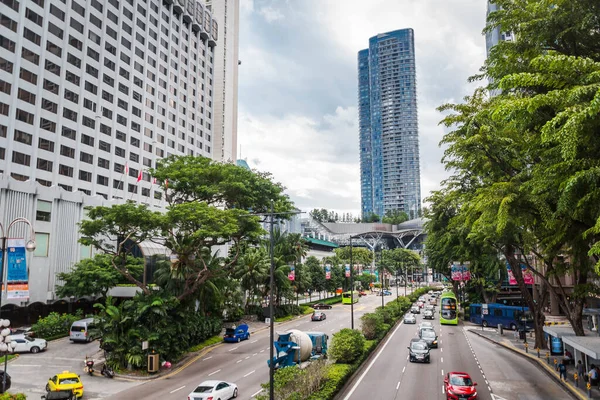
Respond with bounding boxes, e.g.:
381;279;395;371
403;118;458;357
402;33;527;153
233;247;269;309
363;212;380;223
305;256;327;299
380;248;421;285
381;210;410;225
329;328;365;364
80;155;292;303
334;247;373;267
56;254;144;299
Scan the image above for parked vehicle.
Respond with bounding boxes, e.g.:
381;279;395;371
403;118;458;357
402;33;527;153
10;327;33;337
69;319;97;343
359;291;367;297
187;380;238;400
311;312;326;321
311;303;332;310
223;324;250;343
469;303;533;330
408;338;430;363
268;329;328;369
100;364;114;379
46;371;84;399
404;314;417;324
10;334;47;353
41;390;76;400
444;372;478;400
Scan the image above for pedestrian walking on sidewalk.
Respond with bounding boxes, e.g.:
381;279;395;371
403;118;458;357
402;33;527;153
577;360;584;377
588;364;598;386
558;360;567;381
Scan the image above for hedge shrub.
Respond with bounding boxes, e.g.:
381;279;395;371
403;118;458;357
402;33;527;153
0;394;27;400
329;328;365;364
32;310;84;339
360;312;385;340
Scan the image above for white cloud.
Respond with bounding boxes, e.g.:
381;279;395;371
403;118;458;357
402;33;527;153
258;6;284;22
239;0;254;15
237;0;488;216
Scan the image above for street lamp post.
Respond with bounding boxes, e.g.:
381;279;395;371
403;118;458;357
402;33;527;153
0;218;37;392
349;237;354;330
395;265;399;300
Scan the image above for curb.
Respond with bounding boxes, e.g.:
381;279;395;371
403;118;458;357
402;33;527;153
468;330;583;400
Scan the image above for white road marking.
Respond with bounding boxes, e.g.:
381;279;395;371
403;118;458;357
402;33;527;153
340;324;344;327
440;348;443;352
236;360;242;363
396;381;400;390
441;357;443;363
406;355;409;360
169;386;186;394
260;349;265;353
243;370;256;377
330;328;335;332
442;369;444;376
342;320;405;400
228;346;239;352
208;369;221;376
245;356;250;359
251;389;264;398
442;385;445;394
402;366;405;373
251;340;258;343
203;356;213;361
253;353;258;356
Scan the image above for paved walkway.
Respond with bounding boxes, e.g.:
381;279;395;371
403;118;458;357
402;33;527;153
465;324;598;400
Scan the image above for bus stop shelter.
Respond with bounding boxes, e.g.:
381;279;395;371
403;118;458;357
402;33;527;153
544;325;600;373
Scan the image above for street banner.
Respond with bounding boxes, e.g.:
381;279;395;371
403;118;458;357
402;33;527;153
288;265;295;281
345;265;350;278
506;262;535;285
461;264;471;281
6;238;29;299
451;263;462;281
325;264;331;280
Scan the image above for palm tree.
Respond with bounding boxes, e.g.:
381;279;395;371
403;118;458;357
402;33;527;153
233;247;269;309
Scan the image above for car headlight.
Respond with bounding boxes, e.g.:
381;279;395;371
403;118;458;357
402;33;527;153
447;390;457;396
433;341;437;344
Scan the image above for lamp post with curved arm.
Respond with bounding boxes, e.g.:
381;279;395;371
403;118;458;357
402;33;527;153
0;217;36;393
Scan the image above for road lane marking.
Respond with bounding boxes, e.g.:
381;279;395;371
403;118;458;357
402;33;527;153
441;357;443;363
228;347;239;352
440;348;443;352
251;389;264;398
442;385;445;394
402;366;405;373
442;369;444;376
236;360;242;363
330;329;335;332
169;386;186;394
203;356;213;360
251;340;258;343
396;381;400;390
253;353;258;356
243;370;256;377
342;320;405;400
245;356;250;359
208;369;221;376
260;350;265;353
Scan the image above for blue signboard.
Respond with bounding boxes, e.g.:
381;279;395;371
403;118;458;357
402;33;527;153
7;239;27;282
550;336;564;355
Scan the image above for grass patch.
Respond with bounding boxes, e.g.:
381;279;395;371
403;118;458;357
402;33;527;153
188;335;223;353
302;306;315;315
275;314;297;323
305;296;342;307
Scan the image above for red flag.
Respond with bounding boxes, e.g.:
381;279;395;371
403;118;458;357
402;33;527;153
137;170;143;183
125;163;129;174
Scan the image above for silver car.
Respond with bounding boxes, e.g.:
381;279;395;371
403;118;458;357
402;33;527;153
404;314;417;324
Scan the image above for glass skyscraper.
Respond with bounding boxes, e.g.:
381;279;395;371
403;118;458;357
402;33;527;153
358;28;421;220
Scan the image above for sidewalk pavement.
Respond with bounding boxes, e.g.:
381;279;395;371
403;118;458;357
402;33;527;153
465;324;595;400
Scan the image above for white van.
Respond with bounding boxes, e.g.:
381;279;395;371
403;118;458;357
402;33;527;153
69;318;97;343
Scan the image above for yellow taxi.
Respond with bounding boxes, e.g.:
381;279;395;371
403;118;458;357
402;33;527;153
46;371;84;398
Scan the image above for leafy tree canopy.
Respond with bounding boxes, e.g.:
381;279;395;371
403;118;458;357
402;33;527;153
381;210;410;225
334;247;373;266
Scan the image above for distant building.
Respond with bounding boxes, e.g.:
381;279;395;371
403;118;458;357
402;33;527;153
358;29;421;221
236;159;250;170
486;1;514;96
206;0;240;162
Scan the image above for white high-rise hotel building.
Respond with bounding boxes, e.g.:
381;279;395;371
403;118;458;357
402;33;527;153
0;0;238;306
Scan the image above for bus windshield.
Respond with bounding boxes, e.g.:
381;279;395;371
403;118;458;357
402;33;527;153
441;297;457;320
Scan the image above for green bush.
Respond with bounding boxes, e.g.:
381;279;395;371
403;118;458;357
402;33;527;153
305;295;342;307
188;335;223;352
375;306;393;325
307;363;352;400
360;313;385;340
329;328;364;364
0;394;27;400
32;310;84;339
256;361;329;400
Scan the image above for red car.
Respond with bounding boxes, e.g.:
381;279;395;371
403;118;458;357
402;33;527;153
359;291;367;297
444;372;478;400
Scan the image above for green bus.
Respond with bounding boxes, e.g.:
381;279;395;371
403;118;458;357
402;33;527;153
342;291;359;304
439;290;458;325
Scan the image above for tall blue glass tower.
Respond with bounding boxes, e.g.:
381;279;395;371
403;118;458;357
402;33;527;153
358;28;421;220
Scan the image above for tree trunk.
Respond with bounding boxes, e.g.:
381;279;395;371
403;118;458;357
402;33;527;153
505;247;546;349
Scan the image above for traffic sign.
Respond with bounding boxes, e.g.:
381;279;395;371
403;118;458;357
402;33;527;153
482;304;489;315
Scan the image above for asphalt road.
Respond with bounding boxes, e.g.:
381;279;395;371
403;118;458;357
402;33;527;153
108;292;401;400
338;301;573;400
7;337;135;399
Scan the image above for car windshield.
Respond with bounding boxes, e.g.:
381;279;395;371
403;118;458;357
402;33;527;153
23;336;34;342
450;376;473;386
411;342;427;350
193;386;214;393
58;377;80;385
422;330;436;339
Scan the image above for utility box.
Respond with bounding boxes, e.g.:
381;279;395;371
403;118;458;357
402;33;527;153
148;353;159;373
519;330;527;340
498;324;503;335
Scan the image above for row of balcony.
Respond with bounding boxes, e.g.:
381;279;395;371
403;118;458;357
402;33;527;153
163;0;218;47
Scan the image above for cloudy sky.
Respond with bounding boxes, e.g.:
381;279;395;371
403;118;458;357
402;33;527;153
237;0;487;217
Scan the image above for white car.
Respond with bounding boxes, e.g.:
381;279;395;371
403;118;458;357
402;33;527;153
10;334;47;353
187;380;238;400
404;314;417;324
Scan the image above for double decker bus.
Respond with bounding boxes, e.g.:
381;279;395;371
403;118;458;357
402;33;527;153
439;291;458;325
469;303;533;330
342;291;359;304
